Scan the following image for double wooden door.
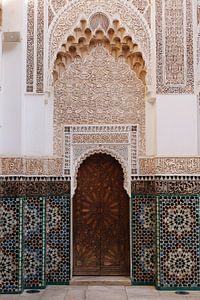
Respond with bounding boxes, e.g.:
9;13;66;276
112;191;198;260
73;153;130;275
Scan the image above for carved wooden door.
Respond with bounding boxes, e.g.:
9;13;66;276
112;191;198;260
73;153;130;275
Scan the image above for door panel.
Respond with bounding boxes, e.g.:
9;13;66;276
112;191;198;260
73;153;130;275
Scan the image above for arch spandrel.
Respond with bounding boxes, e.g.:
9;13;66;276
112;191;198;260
48;0;152;87
73;147;130;196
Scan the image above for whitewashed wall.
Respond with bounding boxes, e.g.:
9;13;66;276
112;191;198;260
0;0;23;155
0;31;3;154
156;94;198;156
22;94;53;156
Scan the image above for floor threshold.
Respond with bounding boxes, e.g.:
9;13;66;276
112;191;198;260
70;276;131;286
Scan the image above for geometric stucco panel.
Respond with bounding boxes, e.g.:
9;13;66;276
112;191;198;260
156;0;194;93
54;44;145;157
64;124;138;196
48;0;152;87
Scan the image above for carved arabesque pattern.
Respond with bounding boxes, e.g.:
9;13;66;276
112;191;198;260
197;1;200;86
53;17;147;84
26;0;45;93
26;0;35;93
48;4;54;27
25;0;152;94
48;0;152;87
198;1;200;25
49;0;150;22
139;157;200;175
36;0;44;93
131;0;150;14
50;0;67;14
0;157;63;176
72;133;129;144
0;156;199;176
54;45;145;158
64;125;138;196
156;0;194;93
0;0;2;27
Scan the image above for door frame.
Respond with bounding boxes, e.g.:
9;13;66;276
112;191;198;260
70;151;132;279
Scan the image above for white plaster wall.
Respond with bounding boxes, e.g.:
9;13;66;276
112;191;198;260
198;94;200;155
0;31;3;154
22;94;53;156
0;0;23;155
0;0;53;157
145;100;157;156
44;94;54;156
156;94;198;156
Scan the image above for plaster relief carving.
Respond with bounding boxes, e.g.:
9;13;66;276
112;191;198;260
50;0;67;15
26;0;35;93
132;0;149;14
48;0;151;27
72;133;129;144
26;0;44;93
54;44;145;157
0;0;2;27
48;0;152;87
64;125;138;196
139;157;200;175
197;1;200;87
89;12;110;32
26;0;152;93
156;0;194;93
73;147;130;195
53;17;146;85
0;156;200;176
198;0;200;25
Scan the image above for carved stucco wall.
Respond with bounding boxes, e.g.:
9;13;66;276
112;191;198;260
26;0;44;93
197;1;200;88
26;0;195;95
0;0;2;28
54;44;145;159
17;0;199;178
64;125;138;196
25;0;153;94
52;16;147;85
156;0;194;94
0;156;200;176
49;0;151;21
48;0;152;88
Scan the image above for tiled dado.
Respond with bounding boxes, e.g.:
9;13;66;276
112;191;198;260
0;177;71;294
157;195;200;289
132;195;156;284
23;196;46;289
0;197;23;293
1;176;200;293
131;176;200;289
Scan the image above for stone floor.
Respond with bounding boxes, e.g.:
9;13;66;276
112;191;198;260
0;286;200;300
